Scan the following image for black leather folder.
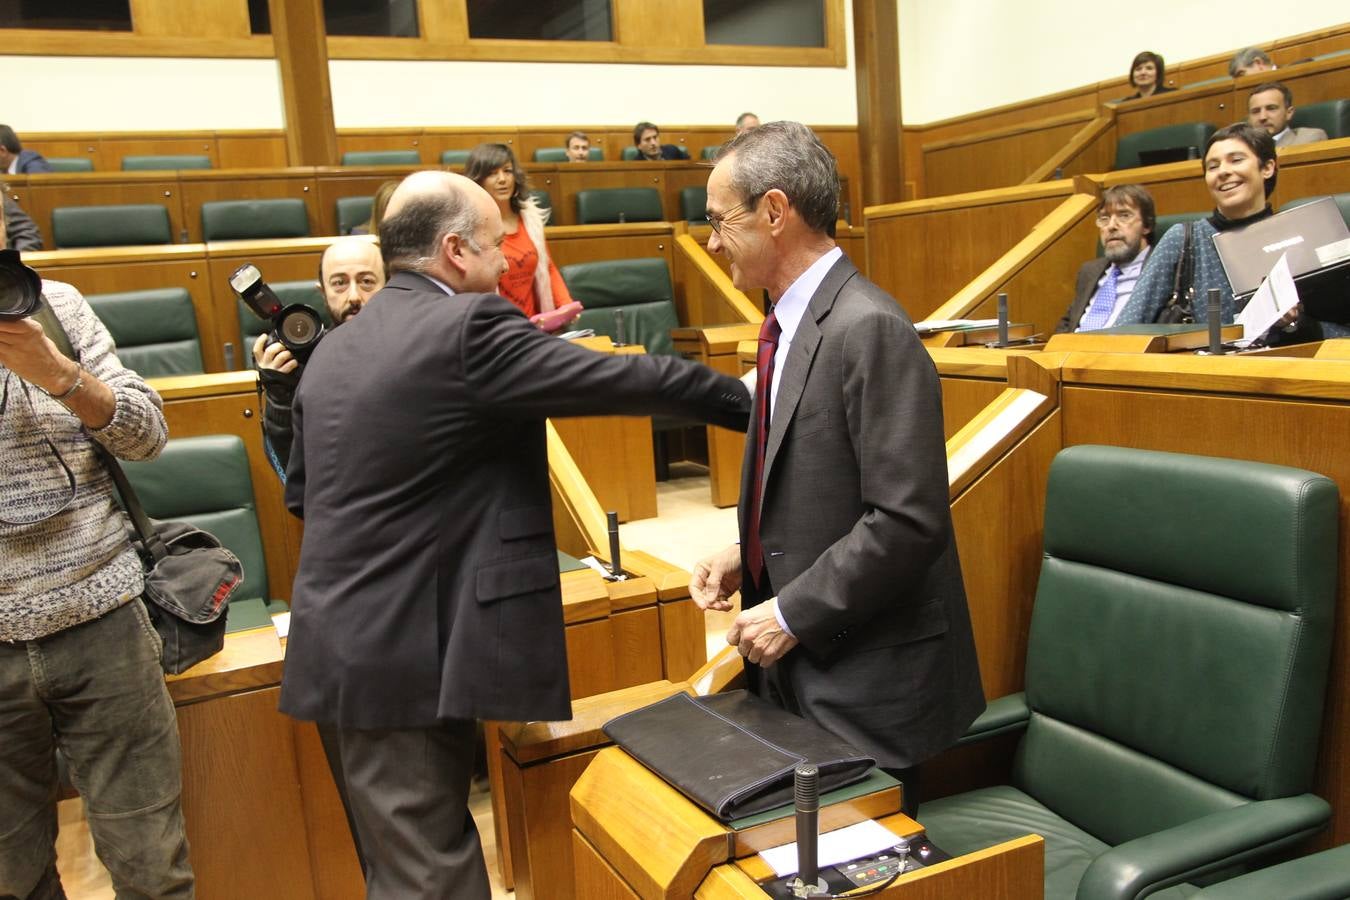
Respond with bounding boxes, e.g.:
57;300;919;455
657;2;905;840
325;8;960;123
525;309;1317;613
603;690;876;821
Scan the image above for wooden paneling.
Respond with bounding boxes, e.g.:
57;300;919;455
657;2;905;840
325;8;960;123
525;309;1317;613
217;133;290;169
24;173;185;248
923;112;1095;197
129;0;250;39
100;136;219;170
551;413;657;523
817;127;865;224
554;165;670;226
504;749;599;900
865;182;1077;320
940;376;1008;439
179;170;322;242
312;167;408;234
853;0;905;209
545;224;675;270
1113;84;1234;140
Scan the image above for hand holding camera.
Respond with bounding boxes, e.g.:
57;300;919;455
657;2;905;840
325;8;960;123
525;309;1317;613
0;248;79;395
230;262;326;368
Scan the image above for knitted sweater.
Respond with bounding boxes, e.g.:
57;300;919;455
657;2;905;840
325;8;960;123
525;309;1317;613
0;281;167;641
1116;217;1234;326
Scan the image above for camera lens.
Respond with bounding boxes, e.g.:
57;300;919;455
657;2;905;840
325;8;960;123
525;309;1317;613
278;306;323;347
0;251;41;321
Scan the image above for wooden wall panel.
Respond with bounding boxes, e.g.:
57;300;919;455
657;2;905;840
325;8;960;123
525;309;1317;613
923;115;1092;197
554;166;670;226
940;377;1008;439
100;136;219;170
179;172;322;243
24;175;185;248
217;134;289;169
546;227;675;270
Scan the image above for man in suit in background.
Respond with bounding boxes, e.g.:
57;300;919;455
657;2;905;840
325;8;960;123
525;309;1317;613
0;126;52;174
633;121;686;160
1248;82;1329;148
690;122;984;818
1055;184;1156;333
280;170;749;899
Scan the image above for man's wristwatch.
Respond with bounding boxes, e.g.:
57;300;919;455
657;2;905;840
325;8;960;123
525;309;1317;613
43;369;85;403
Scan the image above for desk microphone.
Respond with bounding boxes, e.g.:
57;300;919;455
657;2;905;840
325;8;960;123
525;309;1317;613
606;511;623;580
790;764;827;898
613;309;628;347
1207;288;1224;354
996;292;1010;348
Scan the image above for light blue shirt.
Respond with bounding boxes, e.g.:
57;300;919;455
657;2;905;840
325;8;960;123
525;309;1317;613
765;245;843;639
422;273;456;296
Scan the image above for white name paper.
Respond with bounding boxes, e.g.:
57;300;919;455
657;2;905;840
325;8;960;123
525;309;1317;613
759;819;904;878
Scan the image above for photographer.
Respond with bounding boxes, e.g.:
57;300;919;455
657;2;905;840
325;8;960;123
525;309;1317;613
252;237;385;472
0;221;192;898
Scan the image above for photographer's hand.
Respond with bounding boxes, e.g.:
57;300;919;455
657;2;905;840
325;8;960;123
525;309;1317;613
253;334;299;373
0;318;114;428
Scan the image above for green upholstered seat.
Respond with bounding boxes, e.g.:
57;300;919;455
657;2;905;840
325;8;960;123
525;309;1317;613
341;149;419;166
1114;122;1217;170
1192;844;1350;898
1293;99;1350;141
561;257;680;357
336;195;373;235
529;189;552;213
440;149;470;165
534;147;568;162
50;204;173;249
574;187;664;224
680;186;709;224
87;288;203;379
920;445;1338;900
45;157;94;172
237;279;332;367
700;145;722;160
122;436;276;620
201;199;309;241
622;146;640;161
121;154;212;171
1282;193;1350;227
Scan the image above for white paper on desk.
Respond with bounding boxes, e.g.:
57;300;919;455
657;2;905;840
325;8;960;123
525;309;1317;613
1237;252;1300;342
579;555;627;581
914;318;998;334
759;820;903;878
271;610;291;639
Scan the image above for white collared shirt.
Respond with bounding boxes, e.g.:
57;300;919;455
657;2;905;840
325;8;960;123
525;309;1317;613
421;273;456;297
768;245;843;417
5;157;15;176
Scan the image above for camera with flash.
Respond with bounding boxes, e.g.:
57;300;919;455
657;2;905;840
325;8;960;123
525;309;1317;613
229;262;326;364
0;249;43;322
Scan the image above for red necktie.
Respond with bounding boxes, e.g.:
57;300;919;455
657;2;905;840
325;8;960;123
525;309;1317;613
745;310;780;590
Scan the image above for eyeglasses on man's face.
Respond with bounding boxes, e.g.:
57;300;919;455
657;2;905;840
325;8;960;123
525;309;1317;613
706;194;762;234
1096;208;1139;226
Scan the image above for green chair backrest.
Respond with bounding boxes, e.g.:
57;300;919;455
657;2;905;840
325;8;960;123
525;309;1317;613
1293;99;1350;140
237;280;332;367
529;189;552;213
1192;843;1350;899
1016;445;1337;846
587;147;604;161
122;435;270;603
336;195;373;235
87;288;203;379
46;157;94;172
700;145;722;160
121;155;212;171
574;187;664;224
561;257;680;356
440;149;470;165
622;146;640;161
534;147;568;162
1282;193;1350;227
680;186;708;224
51;204;173;249
201;199;309;241
1113;121;1217;170
341;150;419;166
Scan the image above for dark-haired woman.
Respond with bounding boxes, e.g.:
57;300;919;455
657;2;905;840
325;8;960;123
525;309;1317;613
464;143;577;328
1123;51;1175;100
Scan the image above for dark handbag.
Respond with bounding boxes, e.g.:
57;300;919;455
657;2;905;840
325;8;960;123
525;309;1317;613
603;690;876;821
100;451;243;674
34;296;243;674
1155;222;1197;324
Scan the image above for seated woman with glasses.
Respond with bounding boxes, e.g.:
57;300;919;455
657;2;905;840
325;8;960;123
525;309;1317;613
1056;184;1156;332
464;142;580;331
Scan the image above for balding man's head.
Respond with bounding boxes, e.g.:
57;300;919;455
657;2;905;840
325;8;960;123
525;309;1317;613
380;170;506;293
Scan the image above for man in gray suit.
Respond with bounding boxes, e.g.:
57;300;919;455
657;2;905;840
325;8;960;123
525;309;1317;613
281;170;749;898
690;122;984;818
1248;83;1328;148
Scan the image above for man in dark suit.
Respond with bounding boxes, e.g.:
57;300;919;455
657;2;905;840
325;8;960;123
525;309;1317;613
0;126;52;174
1055;184;1155;333
279;170;748;899
633;121;686;160
690;122;984;817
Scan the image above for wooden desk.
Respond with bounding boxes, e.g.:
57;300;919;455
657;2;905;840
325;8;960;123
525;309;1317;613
570;747;1044;899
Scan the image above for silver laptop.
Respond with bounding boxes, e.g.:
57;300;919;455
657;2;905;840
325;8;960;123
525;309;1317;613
1213;197;1350;300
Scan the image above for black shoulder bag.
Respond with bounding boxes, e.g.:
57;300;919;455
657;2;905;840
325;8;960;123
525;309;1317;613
35;299;243;674
1154;222;1197;325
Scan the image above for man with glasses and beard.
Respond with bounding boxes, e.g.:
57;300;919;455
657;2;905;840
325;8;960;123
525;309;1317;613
1056;184;1157;333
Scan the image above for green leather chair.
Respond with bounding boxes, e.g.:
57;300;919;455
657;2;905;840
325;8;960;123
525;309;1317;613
574;187;664;224
1114;122;1217;170
440;149;470;166
621;146;641;161
50;204;173;249
336;195;373;235
1191;845;1350;898
534;147;569;162
1282;193;1350;226
680;186;709;224
920;445;1339;900
561;257;680;357
87;288;204;378
122;435;283;629
121;154;212;171
529;189;552;213
201;199;309;241
45;157;94;172
341;150;419;166
237;280;332;368
1293;99;1350;141
700;145;722;160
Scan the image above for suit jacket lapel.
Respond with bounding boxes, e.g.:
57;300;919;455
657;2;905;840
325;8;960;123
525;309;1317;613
761;255;857;483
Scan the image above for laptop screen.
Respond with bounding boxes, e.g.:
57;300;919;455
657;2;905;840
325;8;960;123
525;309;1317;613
1213;198;1350;299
